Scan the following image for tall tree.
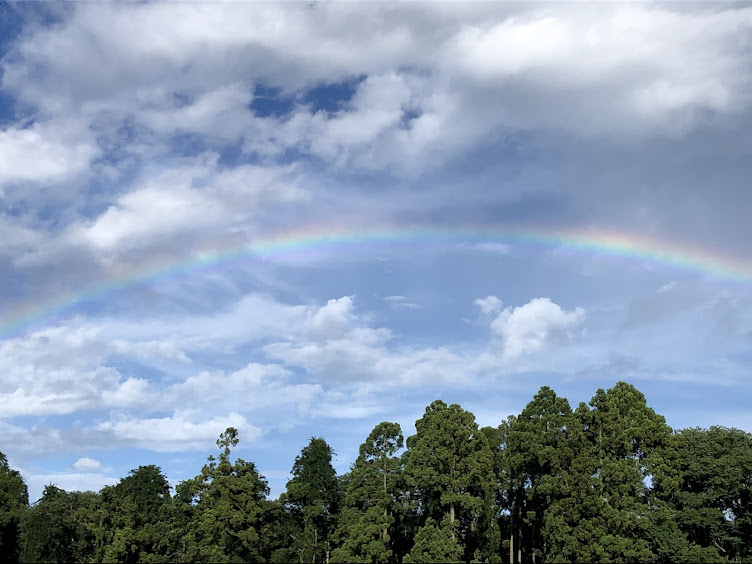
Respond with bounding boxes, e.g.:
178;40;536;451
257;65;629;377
669;426;752;561
0;452;28;564
331;422;403;563
507;386;573;564
402;400;494;561
20;485;77;563
542;382;672;562
104;465;173;563
283;437;340;564
176;427;269;563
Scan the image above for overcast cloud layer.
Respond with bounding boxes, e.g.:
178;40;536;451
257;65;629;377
1;1;751;501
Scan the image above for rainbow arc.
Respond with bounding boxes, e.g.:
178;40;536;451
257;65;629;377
2;225;750;340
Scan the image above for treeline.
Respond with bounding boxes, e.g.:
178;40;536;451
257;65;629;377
1;381;751;563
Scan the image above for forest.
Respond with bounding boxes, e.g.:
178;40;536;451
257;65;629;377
1;381;751;563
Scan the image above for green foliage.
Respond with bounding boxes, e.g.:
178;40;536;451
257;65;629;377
0;452;28;564
670;426;752;562
403;517;463;563
2;384;752;563
20;485;77;563
177;427;270;563
403;400;495;560
542;382;673;563
507;386;573;562
284;436;340;563
332;422;403;563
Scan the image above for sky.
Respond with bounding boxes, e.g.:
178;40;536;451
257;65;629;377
1;1;752;503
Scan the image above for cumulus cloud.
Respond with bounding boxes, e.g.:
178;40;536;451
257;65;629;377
0;323;175;418
60;157;304;257
3;2;748;188
0;120;97;190
168;363;323;417
474;295;504;315
306;296;355;340
71;456;103;472
489;297;586;360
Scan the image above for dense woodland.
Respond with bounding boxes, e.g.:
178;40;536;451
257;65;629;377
1;382;751;563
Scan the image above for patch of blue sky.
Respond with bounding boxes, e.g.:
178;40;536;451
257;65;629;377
398;107;423;130
302;75;366;114
249;84;295;118
167;131;212;158
216;141;246;168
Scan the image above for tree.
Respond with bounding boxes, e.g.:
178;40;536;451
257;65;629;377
402;400;494;561
403;517;462;564
507;386;573;564
0;452;28;564
99;465;173;563
177;427;270;563
283;437;340;563
542;382;673;563
668;426;752;561
331;422;403;563
20;485;77;563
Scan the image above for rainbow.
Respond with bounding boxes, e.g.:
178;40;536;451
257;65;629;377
1;224;751;341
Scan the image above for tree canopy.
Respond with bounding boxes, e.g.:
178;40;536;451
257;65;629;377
2;381;751;563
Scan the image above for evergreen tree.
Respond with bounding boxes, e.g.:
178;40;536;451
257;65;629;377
403;517;463;564
20;485;77;563
670;426;752;562
1;382;751;563
403;400;494;561
542;382;672;563
177;427;269;563
507;386;573;563
0;452;28;564
283;437;341;563
331;422;403;563
109;465;173;563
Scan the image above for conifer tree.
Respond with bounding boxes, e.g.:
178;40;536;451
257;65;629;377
542;382;672;562
331;422;403;563
403;400;494;560
20;485;77;563
176;427;269;563
0;452;28;564
507;386;573;564
403;517;463;564
283;437;340;563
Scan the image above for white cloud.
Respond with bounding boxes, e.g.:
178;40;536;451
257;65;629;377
96;411;262;452
3;2;748;189
24;472;119;502
64;156;303;255
140;83;255;142
167;363;322;417
71;456;103;472
265;298;469;386
385;296;420;310
490;297;586;360
0;323;167;417
0;120;97;189
475;295;504;315
306;296;355;340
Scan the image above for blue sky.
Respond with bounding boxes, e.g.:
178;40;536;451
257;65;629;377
1;1;752;502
